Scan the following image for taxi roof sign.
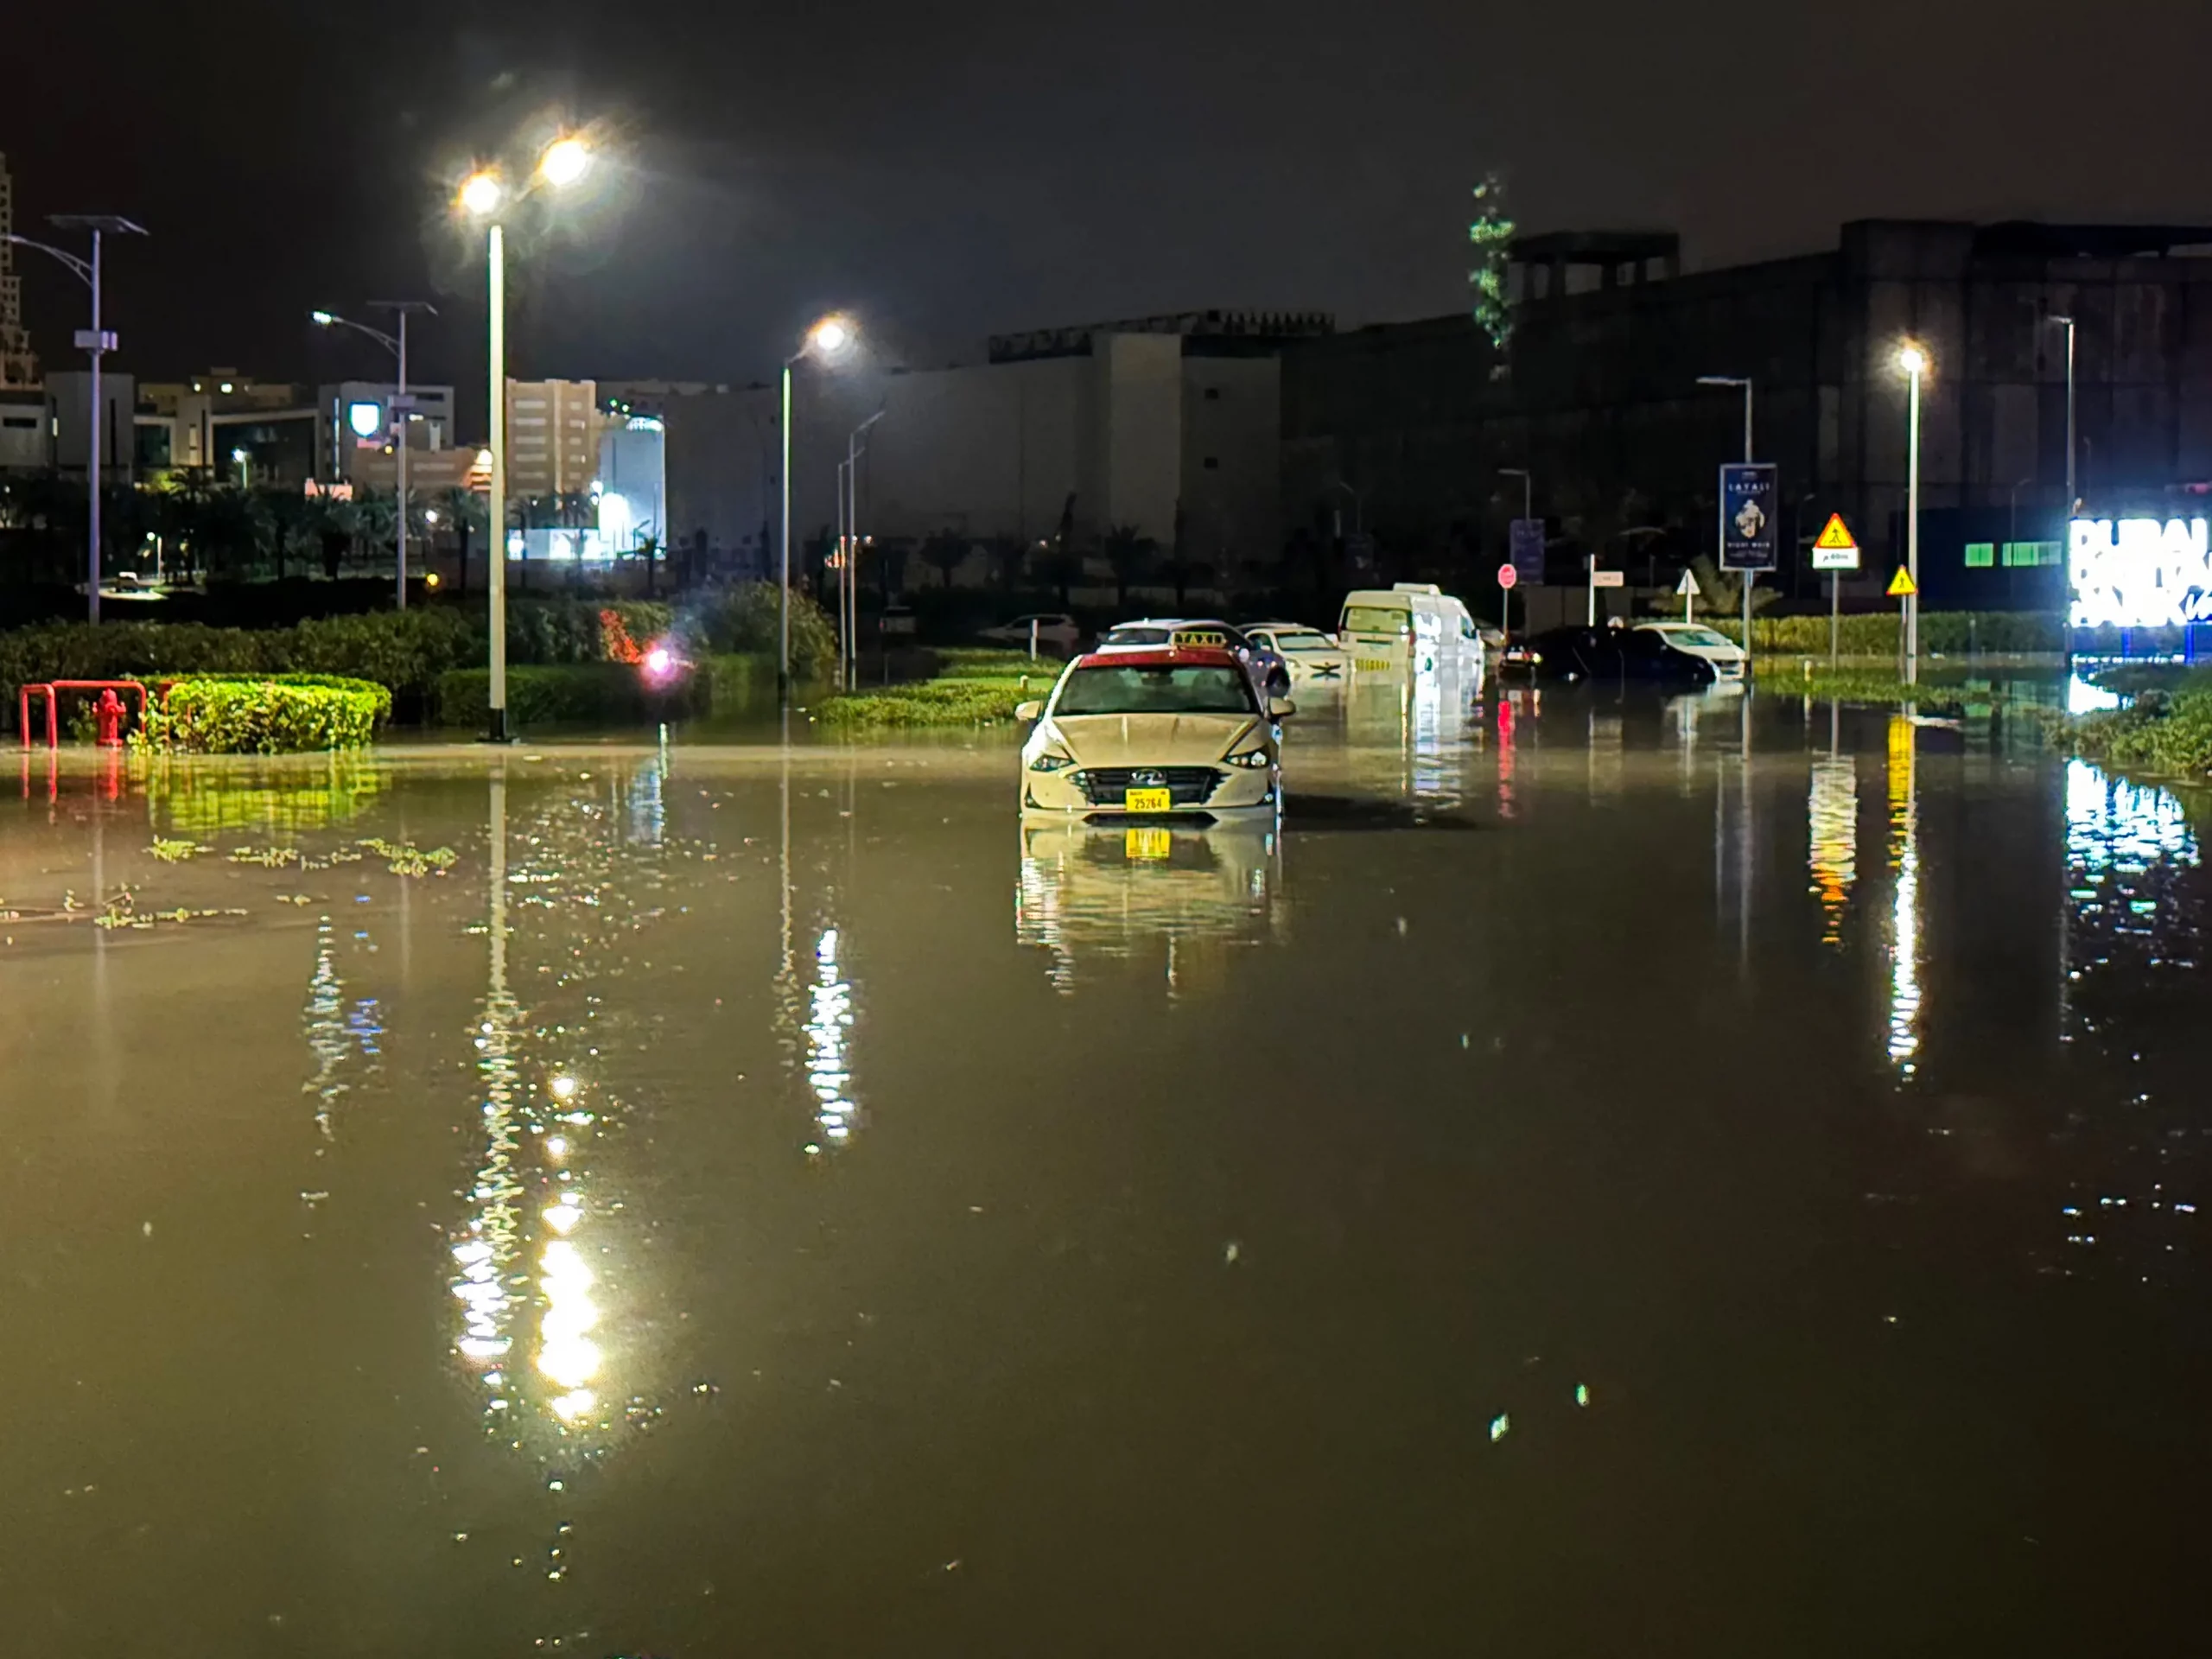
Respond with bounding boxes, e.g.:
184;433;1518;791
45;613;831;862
1886;566;1918;598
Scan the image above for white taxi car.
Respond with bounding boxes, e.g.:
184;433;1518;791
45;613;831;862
1017;646;1292;820
1242;622;1347;684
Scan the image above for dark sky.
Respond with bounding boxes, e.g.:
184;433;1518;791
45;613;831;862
10;0;2210;416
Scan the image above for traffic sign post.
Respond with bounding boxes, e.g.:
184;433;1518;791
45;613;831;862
1810;513;1860;666
1496;561;1517;638
1887;566;1918;678
1675;567;1700;623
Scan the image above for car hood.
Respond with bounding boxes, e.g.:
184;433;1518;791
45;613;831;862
1046;712;1257;764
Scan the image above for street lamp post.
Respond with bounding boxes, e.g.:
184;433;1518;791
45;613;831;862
458;136;590;741
312;302;436;609
2050;314;2077;516
9;216;146;623
843;408;885;688
779;315;855;701
1698;375;1756;660
1497;467;1533;636
1897;343;1928;684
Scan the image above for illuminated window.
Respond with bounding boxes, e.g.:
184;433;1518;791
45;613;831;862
2003;540;2062;567
1965;542;1994;568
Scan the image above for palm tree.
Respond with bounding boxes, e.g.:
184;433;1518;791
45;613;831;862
919;529;968;589
1101;523;1156;610
438;486;486;597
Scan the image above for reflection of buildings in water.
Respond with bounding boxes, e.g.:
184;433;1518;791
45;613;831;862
2063;761;2201;1001
1343;663;1479;807
1885;715;1922;1075
1586;709;1624;798
1807;757;1858;946
299;916;383;1143
803;925;861;1153
1016;818;1284;994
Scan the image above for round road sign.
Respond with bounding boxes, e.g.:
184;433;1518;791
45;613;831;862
1497;563;1518;590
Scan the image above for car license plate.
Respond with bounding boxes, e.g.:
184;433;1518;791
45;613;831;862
1357;657;1393;673
1125;827;1173;860
1123;787;1173;813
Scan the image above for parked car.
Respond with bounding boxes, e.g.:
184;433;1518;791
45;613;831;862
1241;622;1347;684
1632;621;1746;683
977;612;1082;652
1094;618;1292;698
877;605;918;639
1502;624;1722;686
1015;646;1294;820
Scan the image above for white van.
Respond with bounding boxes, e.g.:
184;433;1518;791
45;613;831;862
1337;583;1484;679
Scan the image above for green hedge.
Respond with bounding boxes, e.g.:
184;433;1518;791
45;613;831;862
435;664;713;728
1691;611;2064;655
138;676;391;753
2044;685;2212;779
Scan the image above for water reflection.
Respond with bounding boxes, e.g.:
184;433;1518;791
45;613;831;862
1885;715;1922;1075
1016;817;1284;993
300;916;382;1144
804;926;861;1152
2063;760;2201;998
1807;758;1858;946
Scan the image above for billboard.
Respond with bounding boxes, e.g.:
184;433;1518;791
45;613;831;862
2069;516;2212;628
1719;463;1778;571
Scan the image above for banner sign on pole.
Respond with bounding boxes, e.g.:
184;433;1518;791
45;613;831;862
1509;518;1547;585
1719;463;1779;571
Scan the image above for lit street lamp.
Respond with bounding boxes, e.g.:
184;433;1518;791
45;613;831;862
457;135;594;741
312;301;436;610
780;315;856;699
2048;314;2077;515
5;214;146;623
1897;341;1928;683
838;408;886;688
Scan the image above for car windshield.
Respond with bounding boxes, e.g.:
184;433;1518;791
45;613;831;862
1101;626;1173;645
1662;626;1732;648
1274;632;1332;652
1055;664;1256;716
1342;606;1410;635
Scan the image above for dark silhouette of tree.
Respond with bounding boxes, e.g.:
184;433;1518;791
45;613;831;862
919;530;968;588
1101;523;1156;609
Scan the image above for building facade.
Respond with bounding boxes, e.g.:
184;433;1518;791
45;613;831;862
1281;220;2212;608
505;378;601;502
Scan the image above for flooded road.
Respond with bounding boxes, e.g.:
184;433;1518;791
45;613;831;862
3;685;2209;1655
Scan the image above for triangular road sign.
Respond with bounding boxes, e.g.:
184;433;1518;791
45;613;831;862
1675;569;1700;597
1813;512;1858;551
1887;567;1918;598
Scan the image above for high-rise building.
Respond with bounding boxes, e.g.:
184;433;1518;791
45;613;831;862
0;152;43;390
505;378;601;501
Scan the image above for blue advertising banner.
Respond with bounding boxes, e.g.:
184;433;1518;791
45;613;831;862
1509;517;1547;585
1719;463;1779;571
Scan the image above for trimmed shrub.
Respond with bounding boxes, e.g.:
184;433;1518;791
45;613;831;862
1691;610;2064;656
435;663;711;729
138;676;391;753
680;585;836;678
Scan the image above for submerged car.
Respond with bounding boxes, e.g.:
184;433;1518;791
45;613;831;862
1241;622;1347;684
1016;646;1294;820
1500;625;1723;686
1094;619;1293;698
978;612;1082;652
1632;621;1746;683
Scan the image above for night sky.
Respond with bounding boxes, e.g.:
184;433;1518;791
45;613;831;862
11;0;2209;416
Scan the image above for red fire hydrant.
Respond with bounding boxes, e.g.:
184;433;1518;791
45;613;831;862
94;688;126;747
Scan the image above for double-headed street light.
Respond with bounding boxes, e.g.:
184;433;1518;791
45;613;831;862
6;214;147;623
456;133;594;741
1897;341;1929;683
780;315;856;699
312;302;436;610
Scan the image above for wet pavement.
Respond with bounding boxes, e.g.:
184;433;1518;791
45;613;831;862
3;682;2209;1655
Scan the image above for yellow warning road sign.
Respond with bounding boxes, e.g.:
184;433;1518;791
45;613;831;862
1811;512;1860;571
1886;567;1918;598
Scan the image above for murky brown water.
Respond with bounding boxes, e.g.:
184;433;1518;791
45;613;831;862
3;685;2209;1655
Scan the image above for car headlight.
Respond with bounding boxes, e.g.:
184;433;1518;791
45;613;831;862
1224;747;1274;770
1027;750;1077;772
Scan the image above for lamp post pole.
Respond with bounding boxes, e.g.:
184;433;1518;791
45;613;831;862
779;355;794;699
487;221;509;739
1698;375;1755;658
844;408;885;690
1904;352;1923;683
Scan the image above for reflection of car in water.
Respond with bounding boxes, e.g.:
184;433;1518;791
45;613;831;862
1496;625;1723;687
1241;622;1346;685
1015;816;1285;989
1017;647;1293;821
1337;584;1485;683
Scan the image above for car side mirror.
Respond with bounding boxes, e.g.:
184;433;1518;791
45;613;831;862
1014;701;1043;722
1268;696;1296;720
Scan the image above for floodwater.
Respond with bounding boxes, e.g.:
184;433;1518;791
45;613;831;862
3;681;2209;1656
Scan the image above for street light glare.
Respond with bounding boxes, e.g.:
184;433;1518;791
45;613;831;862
810;315;855;354
1897;342;1928;375
310;310;336;327
539;137;591;187
459;170;505;216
